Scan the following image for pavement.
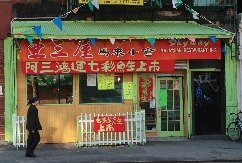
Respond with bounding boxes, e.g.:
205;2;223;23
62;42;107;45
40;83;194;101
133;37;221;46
0;136;242;163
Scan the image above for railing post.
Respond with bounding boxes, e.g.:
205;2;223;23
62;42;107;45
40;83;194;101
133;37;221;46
12;114;16;147
76;116;80;147
12;115;27;149
141;109;146;145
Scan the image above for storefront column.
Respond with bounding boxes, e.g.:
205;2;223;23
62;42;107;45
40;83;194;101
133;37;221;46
187;60;192;138
4;37;17;142
237;14;242;113
225;43;238;128
133;73;138;112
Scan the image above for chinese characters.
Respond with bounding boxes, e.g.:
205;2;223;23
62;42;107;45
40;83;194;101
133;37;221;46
94;116;125;132
20;39;221;62
22;60;175;74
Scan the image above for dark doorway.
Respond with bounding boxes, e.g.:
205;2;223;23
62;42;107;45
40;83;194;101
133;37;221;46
192;72;222;135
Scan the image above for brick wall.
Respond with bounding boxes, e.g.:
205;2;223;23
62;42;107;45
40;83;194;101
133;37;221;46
0;2;12;39
0;40;4;141
0;0;13;143
0;0;25;143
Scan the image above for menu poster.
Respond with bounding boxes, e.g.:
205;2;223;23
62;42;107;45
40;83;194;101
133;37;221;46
97;73;114;90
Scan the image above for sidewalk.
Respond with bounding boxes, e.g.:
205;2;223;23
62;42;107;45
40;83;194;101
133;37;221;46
1;139;242;162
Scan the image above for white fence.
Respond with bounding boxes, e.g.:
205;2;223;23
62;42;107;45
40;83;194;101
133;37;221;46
12;114;27;148
76;110;146;147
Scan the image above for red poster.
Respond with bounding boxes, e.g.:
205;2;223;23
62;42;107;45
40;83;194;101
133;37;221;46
20;39;221;62
94;116;125;132
139;75;154;102
21;60;175;74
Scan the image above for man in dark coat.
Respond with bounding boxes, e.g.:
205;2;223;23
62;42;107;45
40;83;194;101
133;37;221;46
26;97;42;157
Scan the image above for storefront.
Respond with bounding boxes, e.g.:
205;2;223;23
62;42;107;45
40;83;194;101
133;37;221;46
4;20;235;143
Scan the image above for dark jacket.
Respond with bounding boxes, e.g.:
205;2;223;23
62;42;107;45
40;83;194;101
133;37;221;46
26;104;42;131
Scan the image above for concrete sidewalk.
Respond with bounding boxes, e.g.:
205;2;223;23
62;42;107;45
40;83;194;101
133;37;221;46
0;139;242;162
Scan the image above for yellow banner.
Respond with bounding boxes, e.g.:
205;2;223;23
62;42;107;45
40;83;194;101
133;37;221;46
79;0;143;5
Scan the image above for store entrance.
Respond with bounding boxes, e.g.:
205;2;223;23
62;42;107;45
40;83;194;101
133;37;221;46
193;72;222;135
156;76;184;137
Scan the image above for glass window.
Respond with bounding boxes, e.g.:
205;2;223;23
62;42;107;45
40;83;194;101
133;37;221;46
79;74;123;103
27;74;73;104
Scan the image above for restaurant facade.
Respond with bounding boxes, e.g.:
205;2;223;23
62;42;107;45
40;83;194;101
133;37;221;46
4;20;236;143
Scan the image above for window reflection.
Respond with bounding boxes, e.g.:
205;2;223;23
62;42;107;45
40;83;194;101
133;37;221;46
27;74;73;104
79;73;123;103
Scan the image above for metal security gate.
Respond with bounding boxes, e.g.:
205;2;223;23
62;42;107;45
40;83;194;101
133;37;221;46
12;114;27;149
76;110;146;147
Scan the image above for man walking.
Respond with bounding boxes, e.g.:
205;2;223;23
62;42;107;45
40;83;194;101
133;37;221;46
25;97;42;157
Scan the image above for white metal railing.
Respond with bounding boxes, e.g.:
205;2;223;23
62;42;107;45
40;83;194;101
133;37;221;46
76;110;146;147
12;114;27;149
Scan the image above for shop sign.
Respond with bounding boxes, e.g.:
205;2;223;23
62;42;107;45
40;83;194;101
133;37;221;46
20;39;221;62
139;75;154;102
94;116;125;132
21;60;175;74
79;0;143;5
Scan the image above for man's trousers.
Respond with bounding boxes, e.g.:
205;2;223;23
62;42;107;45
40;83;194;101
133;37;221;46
26;130;40;153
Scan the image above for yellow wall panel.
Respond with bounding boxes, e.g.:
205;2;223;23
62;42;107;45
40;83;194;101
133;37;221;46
17;61;134;143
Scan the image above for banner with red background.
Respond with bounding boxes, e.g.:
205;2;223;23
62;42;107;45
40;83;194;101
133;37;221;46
21;60;175;74
20;38;221;62
94;116;125;132
139;75;154;102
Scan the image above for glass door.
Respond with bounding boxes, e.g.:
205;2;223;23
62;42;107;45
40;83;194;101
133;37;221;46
157;77;184;137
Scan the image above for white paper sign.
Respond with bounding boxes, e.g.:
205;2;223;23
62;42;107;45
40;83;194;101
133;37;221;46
87;74;96;86
0;86;3;95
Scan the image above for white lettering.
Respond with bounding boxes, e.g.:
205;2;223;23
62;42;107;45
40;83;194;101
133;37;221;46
183;41;188;47
204;41;209;47
168;39;176;46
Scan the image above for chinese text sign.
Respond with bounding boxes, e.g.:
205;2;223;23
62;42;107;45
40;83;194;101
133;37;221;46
97;73;114;90
94;116;125;132
79;0;143;5
21;60;175;74
123;82;133;99
139;75;154;102
20;39;221;62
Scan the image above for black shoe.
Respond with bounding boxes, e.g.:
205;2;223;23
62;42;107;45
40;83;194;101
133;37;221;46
25;153;31;157
26;152;36;157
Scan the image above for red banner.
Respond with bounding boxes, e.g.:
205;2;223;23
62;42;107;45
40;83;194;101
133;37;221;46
94;116;125;132
21;60;175;74
139;75;154;102
20;39;221;62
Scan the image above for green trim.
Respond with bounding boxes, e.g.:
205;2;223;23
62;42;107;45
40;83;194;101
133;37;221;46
133;73;138;112
4;37;16;142
11;21;234;39
225;44;238;130
14;46;17;116
187;60;191;138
